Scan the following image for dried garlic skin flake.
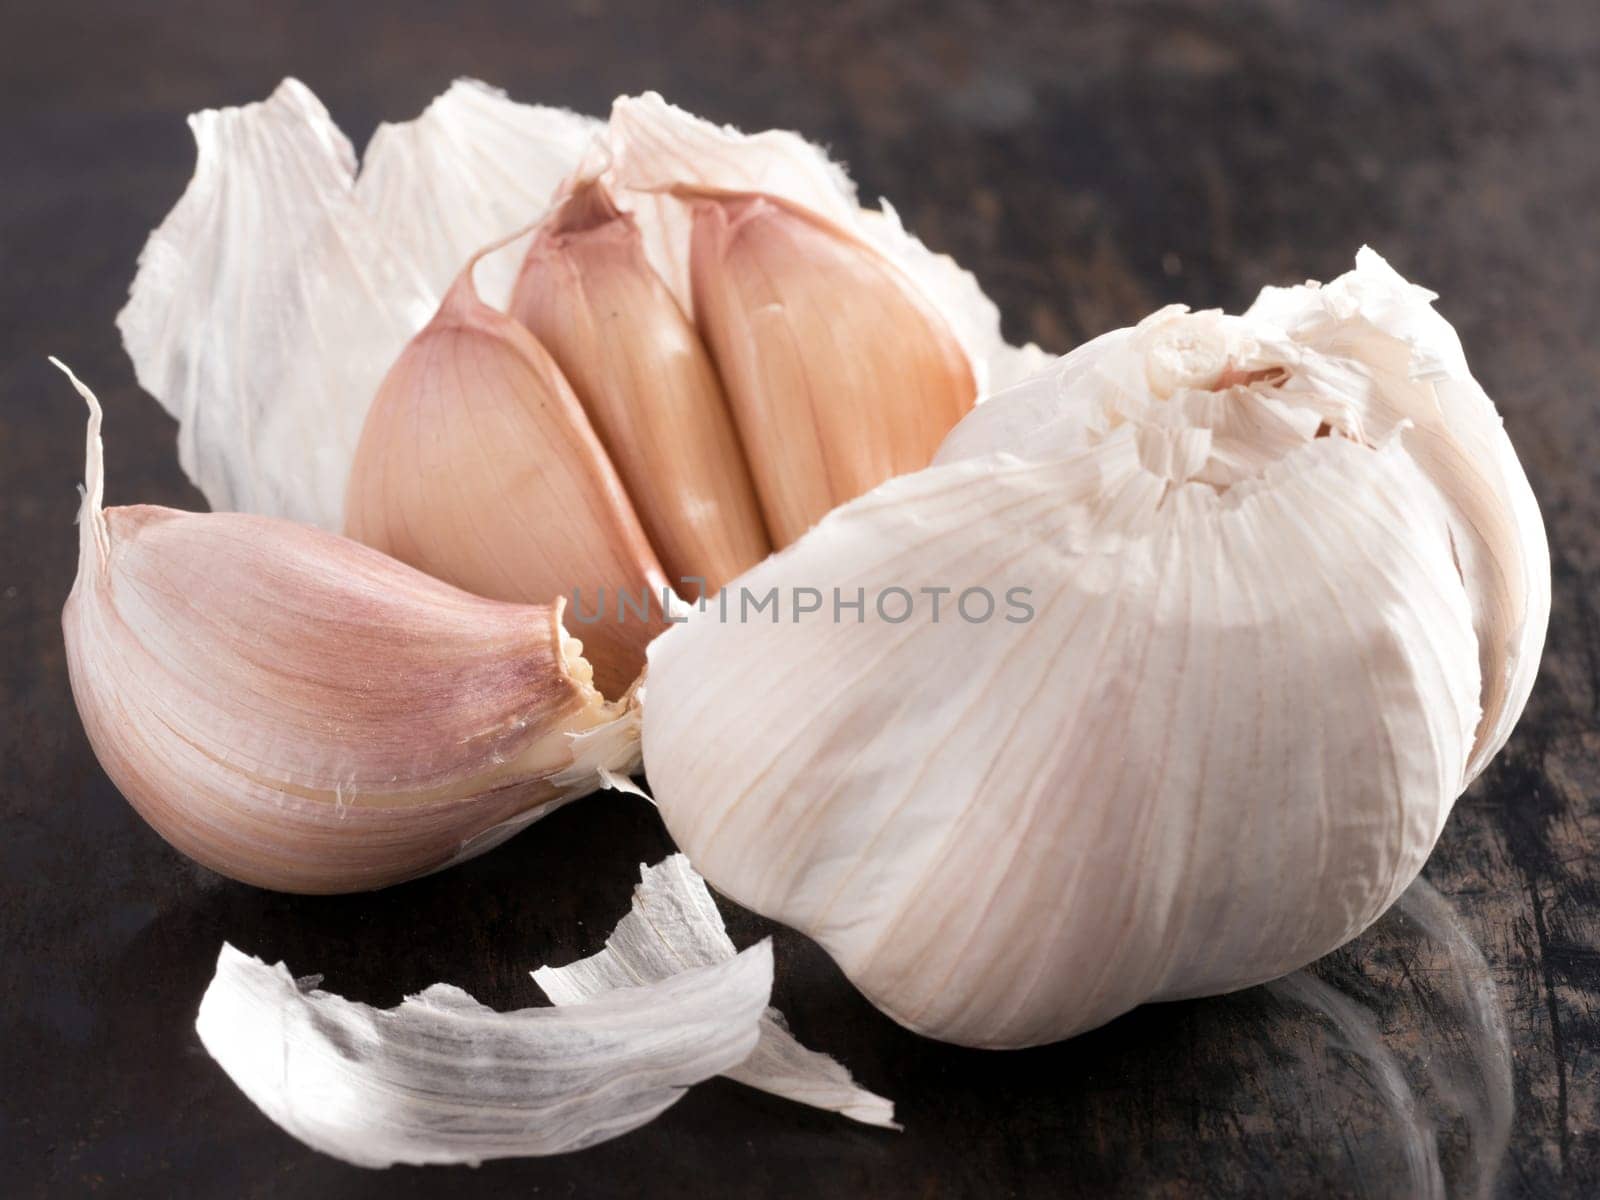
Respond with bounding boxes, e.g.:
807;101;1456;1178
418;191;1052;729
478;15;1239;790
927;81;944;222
115;78;432;532
535;854;897;1129
642;251;1548;1049
59;364;630;893
197;939;771;1167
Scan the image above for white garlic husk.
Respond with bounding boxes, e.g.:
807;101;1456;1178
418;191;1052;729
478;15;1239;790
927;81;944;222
641;249;1549;1049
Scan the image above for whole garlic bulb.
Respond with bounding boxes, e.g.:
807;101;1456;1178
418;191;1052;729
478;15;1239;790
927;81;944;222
641;250;1550;1049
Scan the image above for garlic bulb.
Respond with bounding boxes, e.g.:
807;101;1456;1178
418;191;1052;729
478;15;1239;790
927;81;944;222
102;78;1040;897
345;255;670;696
59;363;636;893
510;178;770;590
641;250;1549;1049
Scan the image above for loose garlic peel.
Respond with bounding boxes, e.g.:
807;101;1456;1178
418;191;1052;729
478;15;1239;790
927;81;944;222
198;855;890;1167
535;854;897;1129
642;251;1548;1049
59;363;636;893
197;938;773;1167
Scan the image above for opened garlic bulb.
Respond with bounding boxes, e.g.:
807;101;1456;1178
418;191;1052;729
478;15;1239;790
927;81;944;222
59;364;635;893
98;79;1037;896
642;250;1549;1048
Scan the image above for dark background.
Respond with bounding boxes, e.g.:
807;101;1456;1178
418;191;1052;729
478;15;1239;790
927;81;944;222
3;1;1597;1196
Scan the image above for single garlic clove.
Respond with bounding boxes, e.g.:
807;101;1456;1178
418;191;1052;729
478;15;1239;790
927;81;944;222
640;252;1546;1049
345;260;670;698
58;363;634;894
686;192;977;546
510;180;770;593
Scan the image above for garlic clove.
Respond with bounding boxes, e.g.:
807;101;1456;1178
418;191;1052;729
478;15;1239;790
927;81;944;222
640;252;1543;1049
117;78;435;531
511;179;770;592
58;363;635;894
605;91;1040;393
355;79;601;310
345;259;671;698
686;192;977;546
198;938;771;1167
534;854;897;1128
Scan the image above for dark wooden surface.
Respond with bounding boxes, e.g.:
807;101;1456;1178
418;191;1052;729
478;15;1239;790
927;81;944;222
3;1;1598;1196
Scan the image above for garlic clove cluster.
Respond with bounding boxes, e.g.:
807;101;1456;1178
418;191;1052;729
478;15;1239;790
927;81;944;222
640;251;1547;1048
510;179;770;591
60;363;636;893
345;257;671;697
104;78;1044;893
118;79;1039;545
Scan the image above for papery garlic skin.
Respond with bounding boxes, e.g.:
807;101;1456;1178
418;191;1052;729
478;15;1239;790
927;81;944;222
116;79;435;530
688;193;976;546
642;252;1546;1049
345;264;670;698
60;365;632;894
199;939;771;1167
511;180;770;591
534;854;897;1128
356;79;601;309
117;79;605;532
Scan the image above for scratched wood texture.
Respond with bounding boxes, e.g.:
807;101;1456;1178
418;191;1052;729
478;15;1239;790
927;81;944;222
2;1;1596;1196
